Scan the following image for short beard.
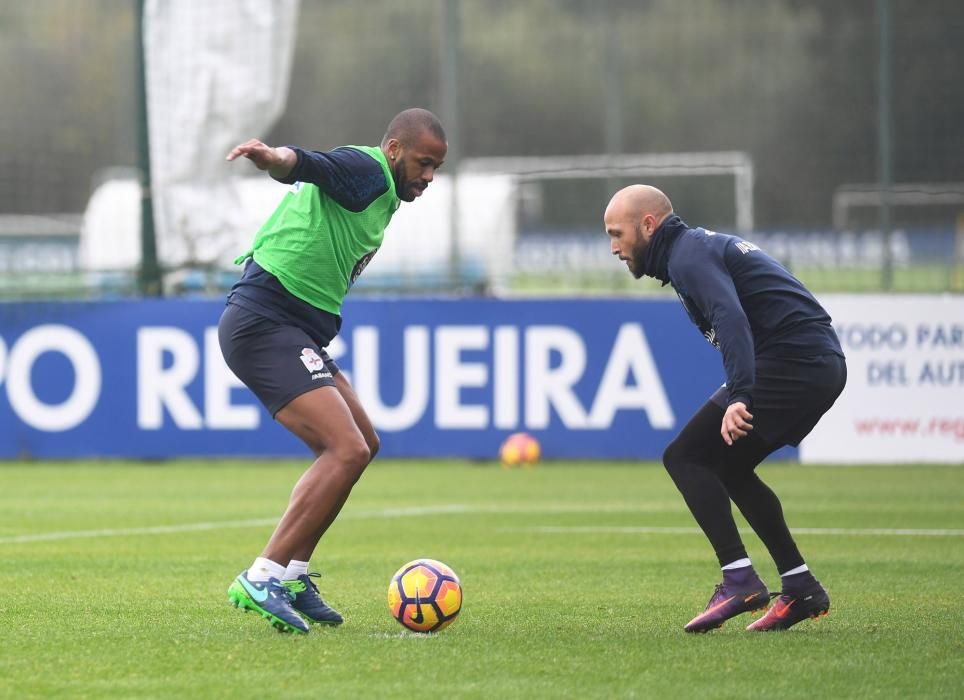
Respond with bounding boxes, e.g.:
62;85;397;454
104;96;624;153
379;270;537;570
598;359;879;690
392;162;415;202
629;223;648;279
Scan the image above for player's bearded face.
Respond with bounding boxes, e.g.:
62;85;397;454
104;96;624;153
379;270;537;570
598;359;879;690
627;222;649;279
391;157;419;202
393;134;447;202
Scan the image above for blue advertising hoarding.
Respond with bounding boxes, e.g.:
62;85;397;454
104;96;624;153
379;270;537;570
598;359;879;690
0;298;758;460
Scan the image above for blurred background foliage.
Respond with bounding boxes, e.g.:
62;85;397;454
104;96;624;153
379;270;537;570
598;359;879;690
0;0;961;295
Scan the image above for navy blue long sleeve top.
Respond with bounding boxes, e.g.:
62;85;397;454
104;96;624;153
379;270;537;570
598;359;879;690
643;215;843;408
274;145;389;211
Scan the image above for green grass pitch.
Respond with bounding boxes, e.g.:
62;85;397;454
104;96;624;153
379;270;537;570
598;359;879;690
1;460;961;698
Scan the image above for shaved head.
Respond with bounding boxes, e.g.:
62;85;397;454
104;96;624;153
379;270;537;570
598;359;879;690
604;185;675;279
381;108;446;147
605;185;673;225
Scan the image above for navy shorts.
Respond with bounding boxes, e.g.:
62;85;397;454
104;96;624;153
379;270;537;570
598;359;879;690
218;302;340;417
710;353;847;447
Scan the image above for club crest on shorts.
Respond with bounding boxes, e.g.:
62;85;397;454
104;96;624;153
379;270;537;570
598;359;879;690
299;348;325;373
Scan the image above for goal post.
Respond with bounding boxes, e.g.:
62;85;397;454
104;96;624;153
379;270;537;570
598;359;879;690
460;152;755;232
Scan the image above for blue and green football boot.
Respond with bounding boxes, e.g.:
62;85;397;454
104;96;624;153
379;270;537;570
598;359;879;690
227;570;309;634
283;572;344;626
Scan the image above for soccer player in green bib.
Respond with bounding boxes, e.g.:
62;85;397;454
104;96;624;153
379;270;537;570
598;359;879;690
219;109;447;634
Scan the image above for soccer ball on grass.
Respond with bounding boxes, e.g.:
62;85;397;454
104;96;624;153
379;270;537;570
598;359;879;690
387;558;462;633
499;432;541;468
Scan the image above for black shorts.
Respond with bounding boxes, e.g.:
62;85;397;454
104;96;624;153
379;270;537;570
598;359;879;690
710;354;847;447
218;302;340;417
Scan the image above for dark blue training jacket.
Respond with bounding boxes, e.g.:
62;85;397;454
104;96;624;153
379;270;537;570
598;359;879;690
643;215;843;409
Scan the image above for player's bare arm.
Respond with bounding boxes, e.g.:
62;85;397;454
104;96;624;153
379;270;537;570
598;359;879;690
226;138;297;179
721;401;753;446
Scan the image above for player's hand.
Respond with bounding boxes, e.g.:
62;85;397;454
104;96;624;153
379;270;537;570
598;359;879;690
721;401;753;446
225;139;296;176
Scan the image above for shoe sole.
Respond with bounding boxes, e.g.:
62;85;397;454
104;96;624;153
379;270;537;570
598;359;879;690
302;616;344;626
747;603;830;631
227;582;308;635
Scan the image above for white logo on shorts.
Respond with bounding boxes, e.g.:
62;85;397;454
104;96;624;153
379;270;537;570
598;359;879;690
300;348;324;373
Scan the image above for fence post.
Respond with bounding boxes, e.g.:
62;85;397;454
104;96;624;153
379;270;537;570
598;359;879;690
135;0;162;297
877;0;893;290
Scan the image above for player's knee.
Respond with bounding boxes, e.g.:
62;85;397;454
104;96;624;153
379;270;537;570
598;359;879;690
334;438;371;472
285;420;329;457
662;436;686;476
720;469;759;495
367;432;381;461
304;437;327;458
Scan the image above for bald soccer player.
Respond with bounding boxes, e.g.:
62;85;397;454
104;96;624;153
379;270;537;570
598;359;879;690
604;185;846;633
219;109;447;634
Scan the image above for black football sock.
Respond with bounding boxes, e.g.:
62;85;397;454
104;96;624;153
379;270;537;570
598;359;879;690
781;569;821;595
664;401;789;569
723;471;806;575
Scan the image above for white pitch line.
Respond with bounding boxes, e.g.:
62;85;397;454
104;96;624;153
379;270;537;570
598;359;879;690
0;503;668;546
2;504;961;545
0;518;280;545
0;504;486;545
792;527;964;537
519;525;964;537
